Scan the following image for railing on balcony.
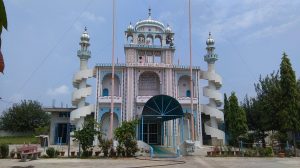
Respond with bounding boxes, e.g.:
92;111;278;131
127;62;173;68
98;96;122;103
136;96;152;103
124;44;175;49
177;97;198;104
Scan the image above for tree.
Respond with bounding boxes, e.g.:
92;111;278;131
0;0;8;73
228;92;248;146
242;72;281;147
73;117;102;157
242;95;268;147
0;100;50;132
254;72;281;132
278;52;299;155
224;93;230;144
114;120;139;157
224;93;229;133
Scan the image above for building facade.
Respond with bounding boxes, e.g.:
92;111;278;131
70;10;224;147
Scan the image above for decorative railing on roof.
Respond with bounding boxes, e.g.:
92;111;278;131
95;63;201;70
95;63;126;67
124;44;175;49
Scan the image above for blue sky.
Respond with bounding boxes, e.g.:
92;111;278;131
1;0;300;113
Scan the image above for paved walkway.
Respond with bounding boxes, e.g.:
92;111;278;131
1;157;300;168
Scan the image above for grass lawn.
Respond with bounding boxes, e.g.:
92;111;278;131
0;135;39;144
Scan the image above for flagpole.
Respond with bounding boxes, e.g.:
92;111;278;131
189;0;195;141
110;0;116;140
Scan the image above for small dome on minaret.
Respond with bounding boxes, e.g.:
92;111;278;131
206;32;214;46
80;27;90;42
127;22;134;32
165;24;172;33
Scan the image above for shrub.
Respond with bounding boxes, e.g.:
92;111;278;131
264;147;273;157
46;147;57;158
124;139;138;157
244;149;257;157
98;138;112;157
114;120;139;157
258;147;273;157
73;117;102;157
0;144;9;158
116;145;125;157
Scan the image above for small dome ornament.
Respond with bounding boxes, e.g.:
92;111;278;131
165;24;172;33
81;27;90;41
127;22;134;32
206;32;214;46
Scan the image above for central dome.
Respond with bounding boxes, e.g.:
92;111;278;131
135;19;165;30
134;8;165;32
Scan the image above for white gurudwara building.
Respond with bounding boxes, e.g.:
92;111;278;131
59;9;224;148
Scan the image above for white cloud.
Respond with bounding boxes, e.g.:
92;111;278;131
245;18;300;40
194;0;300;42
82;11;105;23
47;85;69;96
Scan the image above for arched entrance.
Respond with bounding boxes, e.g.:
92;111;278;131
139;95;184;146
101;112;119;139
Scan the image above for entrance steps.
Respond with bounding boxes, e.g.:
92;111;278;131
151;145;177;158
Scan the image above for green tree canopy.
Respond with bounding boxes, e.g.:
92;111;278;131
73;117;102;156
278;53;299;132
278;52;299;155
228;92;248;145
114;120;138;157
254;72;281;131
223;93;230;133
0;100;50;132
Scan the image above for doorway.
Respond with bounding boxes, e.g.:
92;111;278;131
143;122;161;145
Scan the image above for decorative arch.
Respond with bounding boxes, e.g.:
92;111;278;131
100;112;119;139
102;73;121;96
154;35;162;46
138;71;160;96
142;95;184;121
127;34;133;44
146;34;153;45
178;75;191;97
138;34;145;44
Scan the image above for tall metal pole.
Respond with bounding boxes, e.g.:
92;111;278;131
110;0;115;140
189;0;195;141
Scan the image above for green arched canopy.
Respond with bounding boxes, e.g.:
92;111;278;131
142;95;184;121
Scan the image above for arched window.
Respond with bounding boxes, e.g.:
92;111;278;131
127;35;133;44
138;34;145;44
154;35;162;46
186;90;191;97
178;75;190;97
138;71;160;96
102;74;121;96
103;88;109;96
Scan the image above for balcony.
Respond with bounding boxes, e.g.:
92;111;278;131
98;96;122;104
136;96;152;103
177;97;198;104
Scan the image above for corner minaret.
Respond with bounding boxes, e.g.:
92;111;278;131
202;32;225;145
78;27;91;68
204;32;218;65
71;27;94;130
